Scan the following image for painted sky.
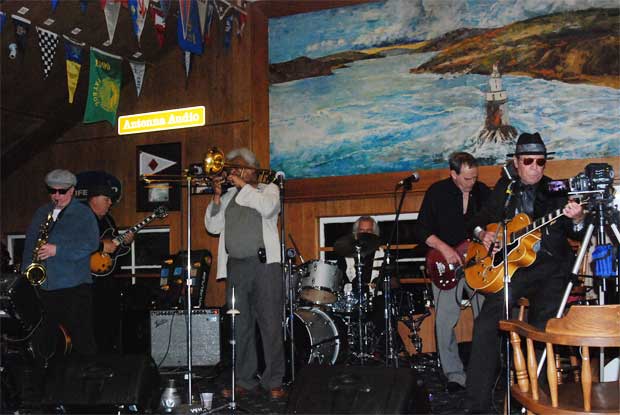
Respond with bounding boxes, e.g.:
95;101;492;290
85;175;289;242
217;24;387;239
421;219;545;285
269;0;619;63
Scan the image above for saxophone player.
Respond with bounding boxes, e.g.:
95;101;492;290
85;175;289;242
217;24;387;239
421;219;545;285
22;169;100;359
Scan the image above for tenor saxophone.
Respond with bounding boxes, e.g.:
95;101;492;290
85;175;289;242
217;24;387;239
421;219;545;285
24;207;55;286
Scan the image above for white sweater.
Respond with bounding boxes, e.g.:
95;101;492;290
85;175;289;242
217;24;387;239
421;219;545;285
204;183;281;279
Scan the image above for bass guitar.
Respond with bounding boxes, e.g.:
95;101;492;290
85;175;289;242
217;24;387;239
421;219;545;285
425;240;469;290
464;204;581;294
90;206;168;276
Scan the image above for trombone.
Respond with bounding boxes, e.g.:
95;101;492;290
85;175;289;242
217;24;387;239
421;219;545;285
140;147;277;186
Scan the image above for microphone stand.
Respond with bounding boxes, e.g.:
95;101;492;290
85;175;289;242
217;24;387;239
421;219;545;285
184;174;195;405
382;180;413;367
500;179;516;415
275;172;296;382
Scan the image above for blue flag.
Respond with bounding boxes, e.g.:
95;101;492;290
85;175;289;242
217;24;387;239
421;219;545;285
177;0;203;55
0;12;6;33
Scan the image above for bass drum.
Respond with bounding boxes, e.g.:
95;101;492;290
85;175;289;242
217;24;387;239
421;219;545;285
288;307;347;369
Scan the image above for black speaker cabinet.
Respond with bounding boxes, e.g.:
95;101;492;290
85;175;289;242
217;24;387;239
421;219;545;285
150;309;220;367
41;354;160;412
286;365;430;414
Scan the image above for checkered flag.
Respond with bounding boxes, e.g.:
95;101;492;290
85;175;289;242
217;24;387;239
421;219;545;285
36;26;59;79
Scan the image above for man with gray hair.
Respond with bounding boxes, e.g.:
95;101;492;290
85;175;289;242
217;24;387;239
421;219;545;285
22;169;100;360
204;148;286;400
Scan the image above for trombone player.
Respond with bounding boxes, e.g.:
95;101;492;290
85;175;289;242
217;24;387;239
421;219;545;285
22;169;100;360
204;148;286;400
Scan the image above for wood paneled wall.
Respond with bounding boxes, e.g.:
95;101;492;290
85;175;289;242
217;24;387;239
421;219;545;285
1;1;617;310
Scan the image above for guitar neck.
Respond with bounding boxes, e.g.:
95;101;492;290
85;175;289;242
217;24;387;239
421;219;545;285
510;207;569;242
113;214;156;244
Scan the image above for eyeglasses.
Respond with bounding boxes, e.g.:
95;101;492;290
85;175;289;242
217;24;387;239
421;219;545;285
46;186;71;195
521;157;546;167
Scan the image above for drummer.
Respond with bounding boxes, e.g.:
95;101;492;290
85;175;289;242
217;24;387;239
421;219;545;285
335;216;383;297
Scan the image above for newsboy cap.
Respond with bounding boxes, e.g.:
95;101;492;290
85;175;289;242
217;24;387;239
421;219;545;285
45;169;77;188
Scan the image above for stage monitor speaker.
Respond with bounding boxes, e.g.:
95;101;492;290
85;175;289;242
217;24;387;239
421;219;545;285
41;354;160;412
286;365;430;414
150;309;220;367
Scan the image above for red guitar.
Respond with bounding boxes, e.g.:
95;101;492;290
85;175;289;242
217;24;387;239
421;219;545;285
425;240;469;290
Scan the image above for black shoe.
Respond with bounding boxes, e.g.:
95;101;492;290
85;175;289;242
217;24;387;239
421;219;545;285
446;381;465;393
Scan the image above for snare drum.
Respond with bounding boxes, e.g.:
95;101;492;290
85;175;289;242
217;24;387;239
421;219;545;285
299;260;342;305
289;307;346;367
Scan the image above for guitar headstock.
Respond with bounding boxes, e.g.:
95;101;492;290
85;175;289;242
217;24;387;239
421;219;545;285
154;206;169;219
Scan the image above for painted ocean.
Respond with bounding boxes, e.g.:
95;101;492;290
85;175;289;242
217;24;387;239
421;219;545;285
269;53;620;179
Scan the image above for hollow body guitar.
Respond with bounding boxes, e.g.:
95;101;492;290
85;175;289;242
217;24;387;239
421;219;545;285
464;204;575;294
90;206;168;276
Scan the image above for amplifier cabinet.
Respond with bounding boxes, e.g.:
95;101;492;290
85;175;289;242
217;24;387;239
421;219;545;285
150;309;220;367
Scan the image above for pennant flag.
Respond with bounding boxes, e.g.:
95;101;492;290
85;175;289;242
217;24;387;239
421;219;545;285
184;51;191;80
139;150;177;175
12;15;31;57
51;0;60;12
177;0;204;55
80;0;89;14
103;0;121;44
36;26;60;79
129;0;150;44
178;0;191;40
223;13;233;49
215;0;231;20
63;35;85;104
204;0;215;42
83;47;123;125
235;11;246;38
151;0;171;48
0;12;6;33
129;59;146;97
197;0;208;38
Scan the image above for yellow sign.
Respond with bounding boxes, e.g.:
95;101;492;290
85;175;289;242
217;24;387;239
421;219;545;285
118;106;206;135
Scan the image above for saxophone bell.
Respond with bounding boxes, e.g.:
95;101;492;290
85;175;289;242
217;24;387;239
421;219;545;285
24;209;55;286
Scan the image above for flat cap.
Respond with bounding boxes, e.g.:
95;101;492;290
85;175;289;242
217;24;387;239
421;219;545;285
45;169;77;189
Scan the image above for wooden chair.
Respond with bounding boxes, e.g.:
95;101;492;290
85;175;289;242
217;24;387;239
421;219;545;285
499;305;620;414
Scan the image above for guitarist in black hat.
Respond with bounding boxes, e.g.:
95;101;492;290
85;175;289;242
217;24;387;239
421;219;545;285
463;132;586;413
87;183;134;353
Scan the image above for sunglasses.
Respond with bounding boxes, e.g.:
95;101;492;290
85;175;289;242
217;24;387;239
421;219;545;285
46;186;71;195
521;157;546;166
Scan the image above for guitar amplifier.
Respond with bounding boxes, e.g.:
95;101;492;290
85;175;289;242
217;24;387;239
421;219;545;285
150;309;220;367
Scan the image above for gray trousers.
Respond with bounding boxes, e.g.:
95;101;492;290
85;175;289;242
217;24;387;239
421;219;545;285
226;257;285;390
432;278;483;386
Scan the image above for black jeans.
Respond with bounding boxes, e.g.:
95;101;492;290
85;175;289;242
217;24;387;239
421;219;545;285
464;261;568;412
34;283;97;363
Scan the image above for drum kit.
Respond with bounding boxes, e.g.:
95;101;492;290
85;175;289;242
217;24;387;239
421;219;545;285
285;233;432;370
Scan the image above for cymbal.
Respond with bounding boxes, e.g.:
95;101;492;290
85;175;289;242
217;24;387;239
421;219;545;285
334;233;382;258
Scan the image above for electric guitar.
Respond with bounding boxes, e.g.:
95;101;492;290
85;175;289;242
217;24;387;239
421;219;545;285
464;204;582;294
90;206;168;276
425;240;469;290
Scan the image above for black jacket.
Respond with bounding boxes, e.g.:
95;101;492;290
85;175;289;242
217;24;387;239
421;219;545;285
468;175;585;273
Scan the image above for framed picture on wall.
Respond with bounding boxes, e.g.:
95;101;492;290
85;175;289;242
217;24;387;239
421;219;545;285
137;142;182;212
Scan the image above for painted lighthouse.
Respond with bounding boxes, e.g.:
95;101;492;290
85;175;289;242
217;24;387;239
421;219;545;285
478;64;517;143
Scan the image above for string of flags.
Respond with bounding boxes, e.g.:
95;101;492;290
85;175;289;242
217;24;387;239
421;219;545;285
2;0;249;127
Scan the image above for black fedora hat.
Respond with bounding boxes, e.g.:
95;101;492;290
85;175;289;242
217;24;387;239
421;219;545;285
507;132;555;159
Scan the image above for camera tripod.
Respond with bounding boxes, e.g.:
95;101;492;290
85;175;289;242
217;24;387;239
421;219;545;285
537;191;619;380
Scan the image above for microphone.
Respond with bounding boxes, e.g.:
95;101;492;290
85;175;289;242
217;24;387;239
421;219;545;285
396;172;420;187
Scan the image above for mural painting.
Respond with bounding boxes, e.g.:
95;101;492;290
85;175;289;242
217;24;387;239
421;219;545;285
268;0;620;179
